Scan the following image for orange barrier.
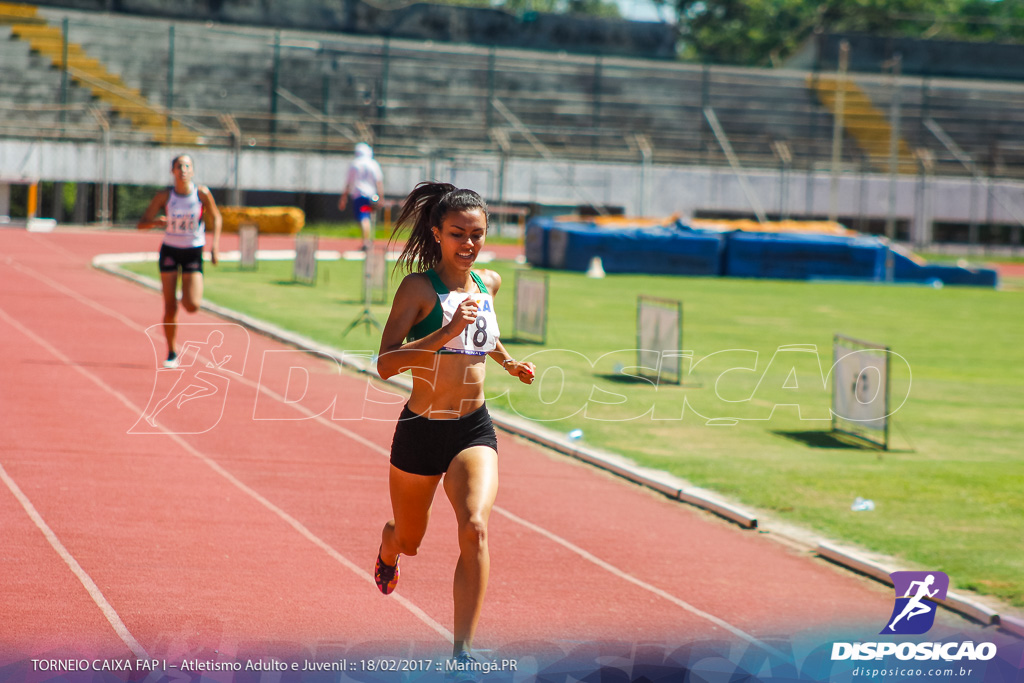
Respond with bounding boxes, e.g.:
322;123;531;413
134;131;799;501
689;219;856;236
553;214;681;229
551;214;857;237
220;206;305;234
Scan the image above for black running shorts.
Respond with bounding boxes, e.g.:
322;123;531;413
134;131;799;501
389;403;498;476
159;244;204;274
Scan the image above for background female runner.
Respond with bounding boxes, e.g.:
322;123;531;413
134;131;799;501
137;154;222;368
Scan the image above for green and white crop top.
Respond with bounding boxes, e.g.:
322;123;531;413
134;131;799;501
407;269;500;355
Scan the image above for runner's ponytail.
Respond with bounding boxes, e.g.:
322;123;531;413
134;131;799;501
392;182;489;273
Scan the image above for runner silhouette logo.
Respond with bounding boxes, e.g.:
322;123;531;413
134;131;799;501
131;323;249;435
882;571;949;635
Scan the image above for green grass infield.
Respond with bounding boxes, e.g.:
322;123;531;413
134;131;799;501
123;256;1024;610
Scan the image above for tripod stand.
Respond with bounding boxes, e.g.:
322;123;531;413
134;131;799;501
342;232;383;337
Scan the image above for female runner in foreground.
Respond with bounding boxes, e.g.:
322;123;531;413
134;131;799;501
374;182;536;665
137;154;222;368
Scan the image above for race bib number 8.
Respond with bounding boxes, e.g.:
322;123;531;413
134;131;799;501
440;293;500;355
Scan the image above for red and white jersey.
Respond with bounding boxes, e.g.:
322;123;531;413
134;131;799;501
162;185;206;249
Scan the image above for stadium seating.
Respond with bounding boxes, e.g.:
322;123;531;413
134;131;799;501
1;3;1023;179
854;76;1024;178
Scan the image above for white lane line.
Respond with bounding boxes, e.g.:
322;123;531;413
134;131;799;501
234;370;780;658
0;462;148;660
246;382;788;658
0;300;453;644
151;420;453;643
495;506;788;659
14;255;787;660
11;258;393;457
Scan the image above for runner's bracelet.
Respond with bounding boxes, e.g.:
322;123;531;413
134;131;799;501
502;358;516;368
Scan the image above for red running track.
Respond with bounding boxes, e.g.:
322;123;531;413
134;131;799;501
0;228;996;677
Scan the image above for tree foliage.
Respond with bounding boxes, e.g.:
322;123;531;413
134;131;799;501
673;0;1024;66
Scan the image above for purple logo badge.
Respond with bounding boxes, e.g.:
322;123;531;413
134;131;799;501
881;571;949;635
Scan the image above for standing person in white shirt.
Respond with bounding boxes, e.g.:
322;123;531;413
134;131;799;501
137;154;222;368
338;142;384;248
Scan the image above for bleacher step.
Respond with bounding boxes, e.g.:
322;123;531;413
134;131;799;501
7;6;198;146
811;75;917;173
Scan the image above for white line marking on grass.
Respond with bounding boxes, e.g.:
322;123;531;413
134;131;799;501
18;256;788;660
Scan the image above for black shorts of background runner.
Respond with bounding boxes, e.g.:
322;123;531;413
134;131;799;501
159;244;204;274
390;403;498;476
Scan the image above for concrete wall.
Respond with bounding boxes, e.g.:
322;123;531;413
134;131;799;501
3;138;1023;245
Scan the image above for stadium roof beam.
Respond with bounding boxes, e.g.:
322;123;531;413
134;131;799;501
926;117;1024;230
703;106;767;224
492;97;609;216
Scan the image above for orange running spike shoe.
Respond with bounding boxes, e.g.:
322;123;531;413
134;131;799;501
374;551;400;595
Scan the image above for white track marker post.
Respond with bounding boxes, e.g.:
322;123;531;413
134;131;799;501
293;234;318;285
239;224;258;271
637;295;682;385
